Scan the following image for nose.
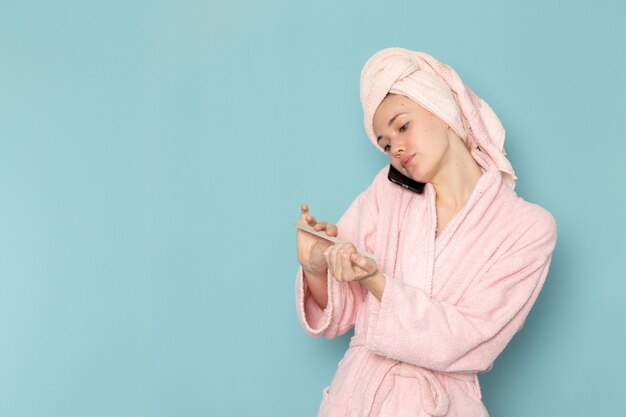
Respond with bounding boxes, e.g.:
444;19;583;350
390;137;405;158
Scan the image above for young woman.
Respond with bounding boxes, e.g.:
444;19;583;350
295;47;557;417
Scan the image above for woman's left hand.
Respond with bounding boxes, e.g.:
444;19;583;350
323;243;379;282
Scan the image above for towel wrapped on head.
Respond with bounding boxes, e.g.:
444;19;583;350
359;47;517;189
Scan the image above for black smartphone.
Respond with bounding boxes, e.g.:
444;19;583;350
387;164;425;194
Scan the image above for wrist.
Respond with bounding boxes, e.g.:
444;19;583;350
302;265;327;278
361;270;382;283
360;270;385;301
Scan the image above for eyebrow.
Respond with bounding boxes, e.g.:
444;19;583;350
376;112;409;143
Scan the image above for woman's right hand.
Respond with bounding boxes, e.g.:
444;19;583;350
297;203;338;275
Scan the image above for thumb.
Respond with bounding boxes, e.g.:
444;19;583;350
299;203;310;222
351;252;377;274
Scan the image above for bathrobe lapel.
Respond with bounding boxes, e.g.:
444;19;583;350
397;167;502;298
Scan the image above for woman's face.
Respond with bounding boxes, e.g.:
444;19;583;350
373;93;452;184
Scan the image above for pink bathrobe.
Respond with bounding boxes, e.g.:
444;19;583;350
295;165;557;417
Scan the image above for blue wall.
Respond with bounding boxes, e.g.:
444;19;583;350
1;1;624;416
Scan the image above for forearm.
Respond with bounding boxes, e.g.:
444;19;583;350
360;270;386;301
303;267;328;310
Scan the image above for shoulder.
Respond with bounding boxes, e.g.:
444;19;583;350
510;192;557;235
499;189;558;258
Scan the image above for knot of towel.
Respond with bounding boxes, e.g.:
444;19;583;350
359;47;516;189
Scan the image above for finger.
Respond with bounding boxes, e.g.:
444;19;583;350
326;245;342;281
306;215;317;226
351;253;378;277
323;246;334;278
314;221;328;232
325;223;338;237
339;245;356;281
332;244;351;281
323;245;333;266
300;203;309;221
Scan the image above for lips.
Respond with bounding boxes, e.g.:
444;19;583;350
400;154;415;169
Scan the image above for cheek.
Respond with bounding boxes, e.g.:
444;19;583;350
423;131;448;153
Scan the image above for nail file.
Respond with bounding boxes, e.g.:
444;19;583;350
294;220;377;261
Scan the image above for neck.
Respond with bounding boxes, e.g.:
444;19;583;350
431;145;484;210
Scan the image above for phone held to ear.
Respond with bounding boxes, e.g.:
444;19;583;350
387;164;425;194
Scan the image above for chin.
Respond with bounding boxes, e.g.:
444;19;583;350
405;167;425;182
408;161;437;181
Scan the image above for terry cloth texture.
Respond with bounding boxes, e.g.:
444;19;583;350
360;47;517;189
296;165;556;416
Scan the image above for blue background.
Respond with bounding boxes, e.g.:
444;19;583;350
1;1;624;416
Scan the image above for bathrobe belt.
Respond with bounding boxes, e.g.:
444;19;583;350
350;332;477;416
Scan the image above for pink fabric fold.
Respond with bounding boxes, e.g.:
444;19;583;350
295;47;556;416
295;165;556;416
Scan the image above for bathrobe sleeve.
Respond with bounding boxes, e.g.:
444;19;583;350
295;188;377;339
365;207;557;373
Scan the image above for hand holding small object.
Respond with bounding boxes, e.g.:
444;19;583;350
296;203;384;300
323;243;380;283
296;203;339;276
